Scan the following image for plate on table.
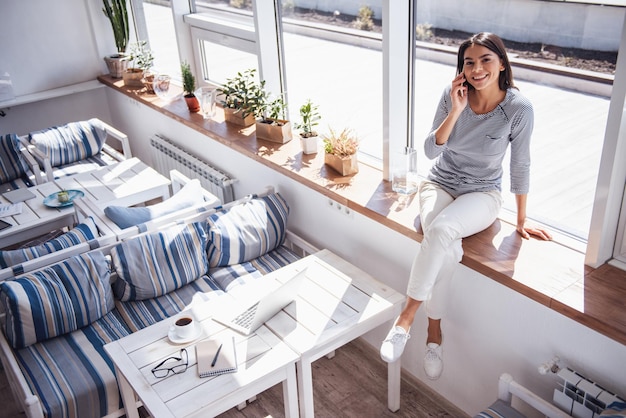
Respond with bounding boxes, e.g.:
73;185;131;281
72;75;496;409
43;190;84;208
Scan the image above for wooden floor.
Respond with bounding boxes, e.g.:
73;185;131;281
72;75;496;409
0;338;468;418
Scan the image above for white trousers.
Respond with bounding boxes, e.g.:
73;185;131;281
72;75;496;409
407;181;503;319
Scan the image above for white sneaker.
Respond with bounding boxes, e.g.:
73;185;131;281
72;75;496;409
380;326;410;363
424;342;443;380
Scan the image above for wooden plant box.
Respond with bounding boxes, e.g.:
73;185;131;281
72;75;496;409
224;108;256;127
256;119;293;144
324;153;359;176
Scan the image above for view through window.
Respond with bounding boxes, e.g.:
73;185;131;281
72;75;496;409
141;0;616;245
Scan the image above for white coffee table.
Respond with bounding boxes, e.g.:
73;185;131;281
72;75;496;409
104;304;300;418
265;249;405;418
0;158;170;248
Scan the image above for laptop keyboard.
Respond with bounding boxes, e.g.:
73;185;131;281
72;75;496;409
232;302;259;330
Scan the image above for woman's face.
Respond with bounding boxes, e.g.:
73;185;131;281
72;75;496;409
462;44;504;92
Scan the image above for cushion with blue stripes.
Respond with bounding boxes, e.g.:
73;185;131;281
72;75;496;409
28;118;107;167
0;216;100;268
0;250;113;349
0;133;29;184
206;192;289;267
111;221;208;301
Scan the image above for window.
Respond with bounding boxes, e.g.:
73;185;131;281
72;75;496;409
134;0;626;270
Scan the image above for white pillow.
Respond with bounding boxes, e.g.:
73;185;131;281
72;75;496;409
104;179;205;229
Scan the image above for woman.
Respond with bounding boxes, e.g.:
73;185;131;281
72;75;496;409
380;32;552;380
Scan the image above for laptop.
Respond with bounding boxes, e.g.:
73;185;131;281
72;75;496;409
213;269;306;335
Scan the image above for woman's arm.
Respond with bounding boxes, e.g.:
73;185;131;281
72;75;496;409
515;194;552;240
434;73;468;145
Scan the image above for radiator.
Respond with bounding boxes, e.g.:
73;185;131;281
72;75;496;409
149;134;235;203
553;367;625;417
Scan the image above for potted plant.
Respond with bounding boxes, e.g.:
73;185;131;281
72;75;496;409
102;0;130;78
295;99;321;154
218;69;265;127
123;40;154;88
255;94;293;143
323;127;360;176
181;61;200;112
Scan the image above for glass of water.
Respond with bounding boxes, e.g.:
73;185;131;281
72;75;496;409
196;87;217;120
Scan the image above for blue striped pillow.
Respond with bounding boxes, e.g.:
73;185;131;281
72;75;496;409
0;134;29;183
28;118;107;167
111;222;208;301
206;192;289;267
0;216;100;268
0;251;113;349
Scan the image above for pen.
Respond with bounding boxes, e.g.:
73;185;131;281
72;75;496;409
211;343;223;367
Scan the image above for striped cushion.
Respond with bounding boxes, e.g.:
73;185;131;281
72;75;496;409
0;133;29;183
0;216;100;268
209;245;300;292
28;118;107;167
16;309;131;418
115;275;223;332
0;251;113;349
207;192;290;267
111;222;208;301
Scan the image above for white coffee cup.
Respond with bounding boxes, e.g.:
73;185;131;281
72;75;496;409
173;315;196;340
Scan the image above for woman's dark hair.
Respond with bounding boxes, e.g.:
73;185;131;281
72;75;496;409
456;32;515;91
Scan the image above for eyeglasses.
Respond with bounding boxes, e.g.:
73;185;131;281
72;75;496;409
151;348;188;378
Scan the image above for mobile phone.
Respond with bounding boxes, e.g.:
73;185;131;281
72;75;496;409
0;219;12;231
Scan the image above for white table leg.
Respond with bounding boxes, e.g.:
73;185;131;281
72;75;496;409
297;358;315;418
387;359;401;412
283;363;299;418
115;366;140;418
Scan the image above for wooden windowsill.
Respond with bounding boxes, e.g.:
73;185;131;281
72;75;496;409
98;75;626;346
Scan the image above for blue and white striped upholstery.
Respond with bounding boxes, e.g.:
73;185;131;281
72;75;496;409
115;275;224;332
0;251;113;349
28;118;107;167
0;133;29;184
209;245;300;292
16;309;131;418
0;216;100;268
111;222;208;301
207;192;290;267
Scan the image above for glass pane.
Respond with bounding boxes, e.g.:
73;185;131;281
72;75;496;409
281;5;383;160
412;27;611;241
143;1;181;79
199;39;258;85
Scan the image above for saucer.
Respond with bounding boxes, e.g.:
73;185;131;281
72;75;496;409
168;322;203;344
43;190;84;208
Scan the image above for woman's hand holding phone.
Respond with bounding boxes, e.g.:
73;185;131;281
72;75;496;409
451;73;468;110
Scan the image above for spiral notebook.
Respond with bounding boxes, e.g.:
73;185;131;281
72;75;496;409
196;337;237;378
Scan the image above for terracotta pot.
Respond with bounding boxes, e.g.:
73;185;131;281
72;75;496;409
103;55;128;78
123;68;144;87
256;119;293;143
185;94;200;113
324;153;359;176
224;108;256;126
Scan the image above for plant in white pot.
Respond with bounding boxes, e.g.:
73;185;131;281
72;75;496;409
102;0;130;78
218;69;265;127
323;127;360;176
124;40;154;88
255;94;293;144
295;99;321;154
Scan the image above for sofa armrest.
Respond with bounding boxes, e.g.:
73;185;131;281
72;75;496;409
101;119;132;160
17;137;44;185
0;321;44;418
284;230;319;257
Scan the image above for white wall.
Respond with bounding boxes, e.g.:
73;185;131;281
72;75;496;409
105;88;626;416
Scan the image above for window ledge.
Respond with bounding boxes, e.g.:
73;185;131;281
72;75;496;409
98;75;626;346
